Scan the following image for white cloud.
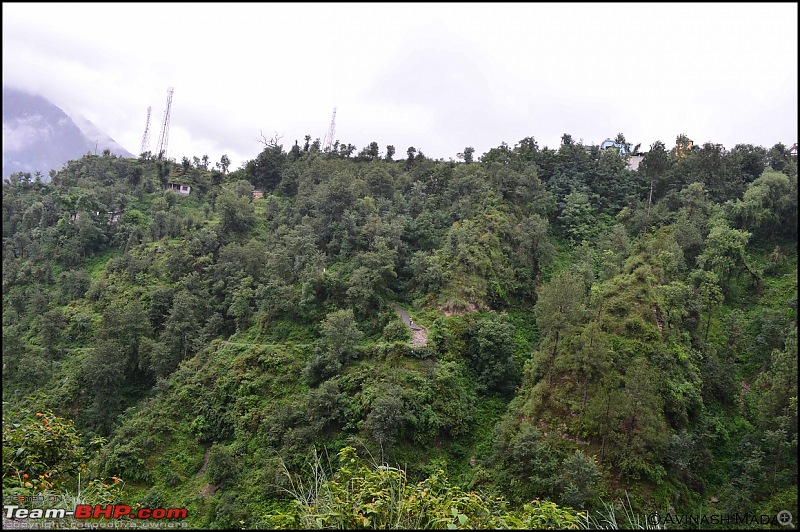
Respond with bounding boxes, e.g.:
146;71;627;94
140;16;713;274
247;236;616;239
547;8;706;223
3;2;797;170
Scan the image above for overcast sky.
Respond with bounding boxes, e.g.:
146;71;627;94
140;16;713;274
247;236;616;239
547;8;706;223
3;2;798;170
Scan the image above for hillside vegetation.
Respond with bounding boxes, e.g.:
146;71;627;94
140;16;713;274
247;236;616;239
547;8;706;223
3;136;797;529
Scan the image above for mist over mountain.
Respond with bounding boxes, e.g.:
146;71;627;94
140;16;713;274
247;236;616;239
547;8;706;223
2;86;134;180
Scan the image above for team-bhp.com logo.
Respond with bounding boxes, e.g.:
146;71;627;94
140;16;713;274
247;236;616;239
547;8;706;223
4;504;188;520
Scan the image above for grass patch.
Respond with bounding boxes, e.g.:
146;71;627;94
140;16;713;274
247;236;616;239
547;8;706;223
86;249;120;281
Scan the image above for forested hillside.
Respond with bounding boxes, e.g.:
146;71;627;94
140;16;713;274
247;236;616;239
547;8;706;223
3;134;797;529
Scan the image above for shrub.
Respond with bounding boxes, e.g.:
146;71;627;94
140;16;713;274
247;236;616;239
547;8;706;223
206;443;236;485
267;446;581;529
383;319;411;342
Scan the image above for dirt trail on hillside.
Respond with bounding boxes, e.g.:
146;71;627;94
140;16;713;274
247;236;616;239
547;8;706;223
391;303;428;346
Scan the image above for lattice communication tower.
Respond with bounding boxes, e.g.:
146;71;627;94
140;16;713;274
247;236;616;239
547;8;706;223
140;106;152;155
155;87;174;160
322;107;336;152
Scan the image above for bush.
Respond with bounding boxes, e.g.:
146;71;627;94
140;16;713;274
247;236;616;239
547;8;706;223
306;380;348;429
556;451;601;510
465;313;519;393
319;308;363;360
3;406;97;492
383;319;411;342
268;446;582;529
366;386;407;448
206;443;235;485
2;405;125;504
303;347;342;387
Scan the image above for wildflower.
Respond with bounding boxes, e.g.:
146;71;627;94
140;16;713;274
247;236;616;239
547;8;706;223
103;483;109;488
23;474;28;479
36;412;43;417
112;476;119;483
42;418;49;424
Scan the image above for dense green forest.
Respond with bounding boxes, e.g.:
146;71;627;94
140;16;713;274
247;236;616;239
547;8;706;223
3;133;797;529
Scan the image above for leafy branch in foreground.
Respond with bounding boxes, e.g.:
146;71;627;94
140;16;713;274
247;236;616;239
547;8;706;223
2;404;126;506
264;445;580;529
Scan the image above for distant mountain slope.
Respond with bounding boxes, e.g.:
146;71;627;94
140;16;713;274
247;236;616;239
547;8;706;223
2;86;134;179
69;112;134;159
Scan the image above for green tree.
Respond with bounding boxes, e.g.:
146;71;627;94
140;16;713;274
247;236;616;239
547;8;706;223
752;327;798;429
592;148;635;213
303;345;343;387
556;450;601;510
535;270;588;379
206;443;236;485
366;385;407;448
516;213;555;285
766;142;797;176
465;313;519;393
560;321;613;414
228;276;255;331
689;269;724;346
639;140;671;215
346;242;398;316
219;154;231;174
732;170;796;238
656;280;692;333
81;342;129;434
364;166;394;199
696;218;755;290
610;359;668;480
151;289;204;377
96;299;153;379
216;186;255;236
458;146;475;164
406;146;417;167
435;207;517;310
729;143;767;183
426;360;476;438
306;380;349;430
558;190;595;244
127;165;143;187
73;212;106;258
319;308;363;362
383;319;411;342
513;136;539;167
366;141;380;160
503;425;563;502
35;308;68;360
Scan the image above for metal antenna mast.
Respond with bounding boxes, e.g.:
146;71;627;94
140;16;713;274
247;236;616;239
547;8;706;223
140;106;152;155
155;87;174;160
322;107;336;151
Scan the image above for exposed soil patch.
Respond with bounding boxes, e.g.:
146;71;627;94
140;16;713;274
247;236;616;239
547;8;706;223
439;301;478;316
199;482;222;498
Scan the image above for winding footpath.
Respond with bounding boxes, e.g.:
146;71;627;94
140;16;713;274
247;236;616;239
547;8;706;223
391;303;428;346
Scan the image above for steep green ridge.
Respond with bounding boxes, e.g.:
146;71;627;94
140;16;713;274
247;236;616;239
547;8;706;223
3;137;797;528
